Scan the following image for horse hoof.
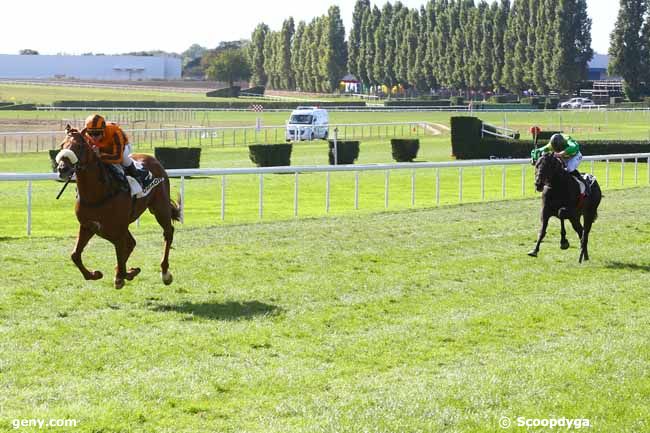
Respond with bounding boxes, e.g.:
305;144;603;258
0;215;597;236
114;278;125;290
86;270;103;280
560;240;570;250
125;267;141;281
161;271;173;285
527;250;538;257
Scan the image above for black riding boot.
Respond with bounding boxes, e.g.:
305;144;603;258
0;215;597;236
124;163;151;188
571;170;590;196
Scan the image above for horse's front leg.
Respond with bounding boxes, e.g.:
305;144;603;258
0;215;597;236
71;224;103;280
528;209;551;257
560;219;570;250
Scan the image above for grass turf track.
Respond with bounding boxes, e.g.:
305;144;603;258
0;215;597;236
0;187;649;432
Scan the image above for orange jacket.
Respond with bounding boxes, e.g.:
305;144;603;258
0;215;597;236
86;123;129;164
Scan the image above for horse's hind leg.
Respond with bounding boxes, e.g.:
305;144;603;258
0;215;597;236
124;230;141;281
112;234;130;289
568;217;586;263
71;224;103;280
151;205;174;285
560;219;570;250
580;216;595;262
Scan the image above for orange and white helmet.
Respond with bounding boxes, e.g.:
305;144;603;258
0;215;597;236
85;114;106;133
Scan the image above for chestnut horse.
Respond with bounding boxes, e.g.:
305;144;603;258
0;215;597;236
55;126;181;288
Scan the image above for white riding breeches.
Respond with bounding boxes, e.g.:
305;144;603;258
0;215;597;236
121;144;133;167
565;151;582;172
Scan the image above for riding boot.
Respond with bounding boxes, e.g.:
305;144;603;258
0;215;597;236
124;163;152;188
571;170;590;196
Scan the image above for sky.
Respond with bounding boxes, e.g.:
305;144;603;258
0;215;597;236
1;0;614;56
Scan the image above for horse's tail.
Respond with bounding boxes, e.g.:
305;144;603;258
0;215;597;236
170;194;182;222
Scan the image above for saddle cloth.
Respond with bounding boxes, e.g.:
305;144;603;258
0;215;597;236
109;161;163;198
572;173;596;197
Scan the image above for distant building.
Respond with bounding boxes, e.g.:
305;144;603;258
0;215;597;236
588;53;617;81
0;54;181;80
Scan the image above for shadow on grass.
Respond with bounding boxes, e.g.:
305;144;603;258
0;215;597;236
604;261;650;272
149;300;281;320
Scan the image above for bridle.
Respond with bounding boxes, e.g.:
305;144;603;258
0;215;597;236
56;129;92;174
535;153;564;190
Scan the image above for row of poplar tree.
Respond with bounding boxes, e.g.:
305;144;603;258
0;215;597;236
247;0;593;95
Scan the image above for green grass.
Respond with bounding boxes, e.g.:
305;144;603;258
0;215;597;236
1;188;649;432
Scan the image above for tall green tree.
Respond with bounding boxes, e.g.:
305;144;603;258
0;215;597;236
326;5;348;92
364;6;381;86
278;18;295;89
492;0;510;91
291;21;306;91
249;23;269;86
374;2;393;90
348;0;371;80
552;0;593;93
609;0;647;100
479;1;495;90
263;31;278;89
422;0;438;90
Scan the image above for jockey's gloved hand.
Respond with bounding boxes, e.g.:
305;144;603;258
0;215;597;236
530;148;542;161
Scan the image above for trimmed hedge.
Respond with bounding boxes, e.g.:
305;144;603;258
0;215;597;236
384;99;451;107
450;116;483;158
451;116;650;159
391;138;420;162
450;96;465;106
328;140;360;165
206;86;241;97
51;100;367;109
249;144;292;167
154;147;201;169
240;86;265;96
49;149;60;172
0;103;36;111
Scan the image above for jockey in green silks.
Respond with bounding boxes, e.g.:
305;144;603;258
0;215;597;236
531;133;590;195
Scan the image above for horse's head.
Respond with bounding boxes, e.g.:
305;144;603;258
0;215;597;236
55;125;94;180
534;152;565;192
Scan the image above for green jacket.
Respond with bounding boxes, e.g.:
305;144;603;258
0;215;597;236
531;134;580;160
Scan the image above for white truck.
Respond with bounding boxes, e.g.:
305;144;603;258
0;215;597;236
285;107;329;141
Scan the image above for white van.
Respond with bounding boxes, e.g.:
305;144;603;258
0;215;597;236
286;107;329;141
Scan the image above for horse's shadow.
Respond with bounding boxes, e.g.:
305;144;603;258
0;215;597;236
149;300;280;320
604;261;650;272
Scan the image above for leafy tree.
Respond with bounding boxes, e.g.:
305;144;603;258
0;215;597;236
181;44;207;67
263;32;279;89
492;0;510;91
374;2;393;90
552;0;593;93
609;0;647;100
364;6;382;88
205;48;251;87
19;49;39;55
326;6;348;92
291;21;307;91
479;1;495;91
279;18;296;89
348;0;371;80
249;23;270;86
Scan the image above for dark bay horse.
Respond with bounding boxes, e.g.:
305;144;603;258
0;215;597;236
528;152;602;262
55;126;181;288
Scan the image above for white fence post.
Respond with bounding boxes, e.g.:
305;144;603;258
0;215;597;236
27;181;32;236
294;173;299;217
221;176;226;221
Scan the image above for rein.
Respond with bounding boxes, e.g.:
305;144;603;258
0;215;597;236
60;132;126;207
